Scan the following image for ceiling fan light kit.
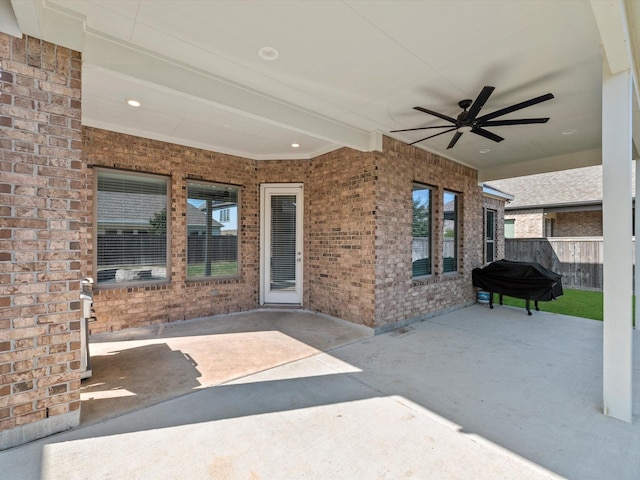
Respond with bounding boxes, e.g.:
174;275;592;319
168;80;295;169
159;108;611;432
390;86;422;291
391;86;554;149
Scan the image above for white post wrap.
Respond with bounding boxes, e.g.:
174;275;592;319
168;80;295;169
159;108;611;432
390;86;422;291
636;141;640;332
602;64;633;422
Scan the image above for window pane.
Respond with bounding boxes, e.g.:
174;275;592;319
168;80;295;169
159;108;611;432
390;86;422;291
412;184;431;277
443;191;457;273
96;171;168;284
187;182;239;278
485;209;496;263
505;219;515;239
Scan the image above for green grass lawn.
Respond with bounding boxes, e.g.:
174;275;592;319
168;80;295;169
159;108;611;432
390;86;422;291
498;288;605;321
187;261;238;277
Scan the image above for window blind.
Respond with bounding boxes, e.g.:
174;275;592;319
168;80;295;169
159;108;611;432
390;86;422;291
96;170;168;284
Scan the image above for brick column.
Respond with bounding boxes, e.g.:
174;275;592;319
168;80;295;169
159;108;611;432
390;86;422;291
0;33;82;449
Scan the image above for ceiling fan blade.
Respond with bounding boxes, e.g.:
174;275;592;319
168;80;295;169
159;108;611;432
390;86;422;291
480;118;550;127
409;127;457;145
465;86;495;122
413;106;458;124
476;93;554;122
446;131;463;149
471;127;504;143
390;125;456;133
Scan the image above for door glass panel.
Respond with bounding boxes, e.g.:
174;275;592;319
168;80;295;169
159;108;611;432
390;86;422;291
270;195;297;291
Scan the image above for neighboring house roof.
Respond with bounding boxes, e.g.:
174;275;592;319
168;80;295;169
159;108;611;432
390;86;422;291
98;192;221;227
486;162;636;210
188;203;223;228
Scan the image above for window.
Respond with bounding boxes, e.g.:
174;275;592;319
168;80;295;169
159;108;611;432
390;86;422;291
412;184;432;277
443;191;458;273
505;219;515;238
187;181;239;279
544;217;554;237
96;170;169;284
485;209;496;263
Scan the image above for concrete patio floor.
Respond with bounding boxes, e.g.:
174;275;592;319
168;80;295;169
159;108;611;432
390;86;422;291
1;305;640;479
79;309;372;426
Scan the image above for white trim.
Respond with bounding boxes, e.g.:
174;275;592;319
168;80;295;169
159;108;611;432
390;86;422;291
481;184;514;202
260;183;304;305
602;64;633;422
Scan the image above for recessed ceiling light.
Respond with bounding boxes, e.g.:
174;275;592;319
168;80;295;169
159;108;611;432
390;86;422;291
258;46;279;61
479;148;491;154
562;129;577;135
291;143;300;148
126;99;141;107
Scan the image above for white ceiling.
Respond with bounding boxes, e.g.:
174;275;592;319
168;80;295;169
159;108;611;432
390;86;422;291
5;0;640;180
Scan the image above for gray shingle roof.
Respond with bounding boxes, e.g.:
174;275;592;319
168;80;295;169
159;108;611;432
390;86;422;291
486;162;636;209
97;192;220;227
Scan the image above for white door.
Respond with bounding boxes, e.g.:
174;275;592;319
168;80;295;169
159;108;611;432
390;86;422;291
260;184;303;304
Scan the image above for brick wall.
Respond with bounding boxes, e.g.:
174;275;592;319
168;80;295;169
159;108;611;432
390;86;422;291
307;149;377;326
506;209;544;238
0;33;82;448
373;137;483;330
555;210;602;237
82;127;259;333
2;37;500;444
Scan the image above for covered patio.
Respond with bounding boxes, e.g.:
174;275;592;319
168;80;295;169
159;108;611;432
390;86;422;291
1;306;639;479
2;0;640;450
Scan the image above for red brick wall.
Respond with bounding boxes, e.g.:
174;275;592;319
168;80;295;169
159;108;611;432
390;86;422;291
82;127;260;333
307;149;377;326
374;137;483;329
0;33;82;447
555;210;602;237
2;33;496;444
506;209;544;237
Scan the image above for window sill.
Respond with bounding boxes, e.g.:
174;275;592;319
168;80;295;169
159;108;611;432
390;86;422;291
186;275;241;286
412;275;435;286
94;279;171;293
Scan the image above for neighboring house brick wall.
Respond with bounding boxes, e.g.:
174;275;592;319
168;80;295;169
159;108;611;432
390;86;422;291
505;209;544;238
0;33;82;448
554;210;602;237
505;209;602;238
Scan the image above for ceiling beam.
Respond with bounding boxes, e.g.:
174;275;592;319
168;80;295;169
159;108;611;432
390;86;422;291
10;0;374;153
0;0;22;38
478;148;603;183
590;0;640;101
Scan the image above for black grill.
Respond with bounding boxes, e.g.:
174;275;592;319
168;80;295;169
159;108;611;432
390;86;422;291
472;260;563;315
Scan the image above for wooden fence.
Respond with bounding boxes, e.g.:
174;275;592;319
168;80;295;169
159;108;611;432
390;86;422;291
504;237;624;291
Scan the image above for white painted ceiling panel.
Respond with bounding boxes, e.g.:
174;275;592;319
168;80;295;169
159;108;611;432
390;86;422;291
9;0;638;176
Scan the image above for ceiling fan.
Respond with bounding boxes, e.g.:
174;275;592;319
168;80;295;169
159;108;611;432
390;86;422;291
391;86;554;149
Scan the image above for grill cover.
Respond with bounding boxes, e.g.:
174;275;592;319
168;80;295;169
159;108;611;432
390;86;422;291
472;259;563;301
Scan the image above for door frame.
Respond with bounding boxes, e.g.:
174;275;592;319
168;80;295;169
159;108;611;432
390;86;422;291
259;183;304;305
